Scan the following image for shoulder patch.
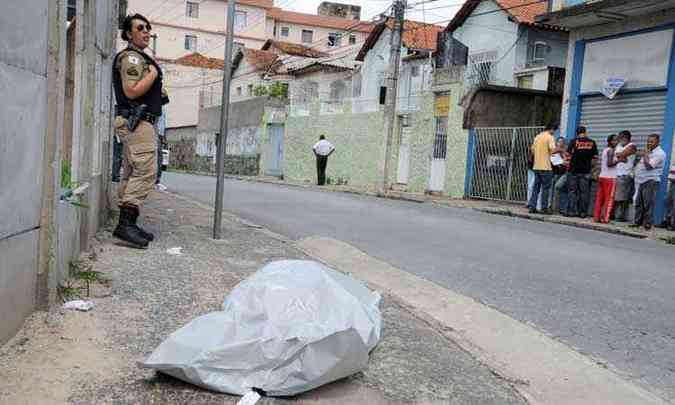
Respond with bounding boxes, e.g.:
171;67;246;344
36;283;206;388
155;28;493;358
128;55;140;65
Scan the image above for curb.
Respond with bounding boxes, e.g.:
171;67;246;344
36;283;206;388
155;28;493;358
475;207;649;239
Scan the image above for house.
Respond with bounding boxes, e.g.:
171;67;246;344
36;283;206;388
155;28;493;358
537;0;675;222
446;0;569;93
122;1;373;139
281;19;471;197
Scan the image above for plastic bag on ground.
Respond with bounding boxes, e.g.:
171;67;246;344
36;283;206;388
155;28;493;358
141;260;382;396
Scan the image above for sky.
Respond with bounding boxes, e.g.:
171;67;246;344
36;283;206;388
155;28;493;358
280;0;463;26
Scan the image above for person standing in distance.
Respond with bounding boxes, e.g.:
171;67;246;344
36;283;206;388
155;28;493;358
112;14;165;248
631;134;666;231
528;124;560;215
313;135;335;186
565;126;598;218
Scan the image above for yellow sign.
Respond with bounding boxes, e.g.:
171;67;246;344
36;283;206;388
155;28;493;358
434;93;451;117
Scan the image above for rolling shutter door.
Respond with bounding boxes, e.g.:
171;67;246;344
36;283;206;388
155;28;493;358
579;91;667;150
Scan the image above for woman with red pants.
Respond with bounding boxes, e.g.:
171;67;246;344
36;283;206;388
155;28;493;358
593;134;619;223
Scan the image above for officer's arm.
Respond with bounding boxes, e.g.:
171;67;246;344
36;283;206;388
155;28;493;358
124;65;158;99
120;53;158;100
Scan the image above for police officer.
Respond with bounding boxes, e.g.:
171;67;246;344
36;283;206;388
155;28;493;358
112;14;167;248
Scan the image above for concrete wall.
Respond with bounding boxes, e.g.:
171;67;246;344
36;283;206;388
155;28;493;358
558;8;675;137
163;63;223;128
464;86;563;128
1;0;117;345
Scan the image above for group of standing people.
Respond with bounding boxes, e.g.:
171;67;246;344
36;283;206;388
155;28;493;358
529;126;674;231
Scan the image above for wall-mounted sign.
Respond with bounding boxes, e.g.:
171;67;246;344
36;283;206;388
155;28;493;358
434;93;451;117
601;77;625;100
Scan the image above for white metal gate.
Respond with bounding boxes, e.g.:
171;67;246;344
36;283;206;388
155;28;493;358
469;127;544;202
579;91;667;150
429;117;448;192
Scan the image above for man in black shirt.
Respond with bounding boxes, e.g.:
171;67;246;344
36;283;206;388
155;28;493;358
565;126;598;218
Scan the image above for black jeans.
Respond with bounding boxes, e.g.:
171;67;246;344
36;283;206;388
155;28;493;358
635;180;660;227
567;173;591;216
316;155;328;185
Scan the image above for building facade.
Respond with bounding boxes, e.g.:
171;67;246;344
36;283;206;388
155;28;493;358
447;0;569;93
538;0;675;222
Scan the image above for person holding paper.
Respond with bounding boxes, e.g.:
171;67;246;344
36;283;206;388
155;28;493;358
592;134;618;223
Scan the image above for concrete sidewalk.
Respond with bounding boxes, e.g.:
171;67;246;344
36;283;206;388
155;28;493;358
0;191;525;405
169;170;674;243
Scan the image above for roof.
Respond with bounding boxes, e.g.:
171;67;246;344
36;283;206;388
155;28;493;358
261;40;329;58
445;0;564;32
229;0;275;9
266;8;374;33
232;48;279;73
356;19;444;62
172;53;225;70
286;55;360;76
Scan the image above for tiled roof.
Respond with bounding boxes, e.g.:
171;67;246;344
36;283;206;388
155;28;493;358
446;0;562;32
173;53;225;70
267;8;374;33
262;40;329;58
242;48;278;69
356;19;444;61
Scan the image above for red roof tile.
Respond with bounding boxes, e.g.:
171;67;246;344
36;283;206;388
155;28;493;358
242;48;278;69
173;53;225;70
356;19;444;61
267;8;374;33
446;0;562;32
261;40;329;58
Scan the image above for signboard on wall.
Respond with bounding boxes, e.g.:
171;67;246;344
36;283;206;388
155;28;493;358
601;77;625;99
434;93;451;117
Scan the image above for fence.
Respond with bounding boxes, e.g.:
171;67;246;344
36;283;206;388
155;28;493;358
468;127;545;202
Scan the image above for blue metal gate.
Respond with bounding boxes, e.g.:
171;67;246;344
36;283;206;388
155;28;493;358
265;124;284;177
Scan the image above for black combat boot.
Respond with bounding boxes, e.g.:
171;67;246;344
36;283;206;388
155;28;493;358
129;205;155;242
113;206;149;249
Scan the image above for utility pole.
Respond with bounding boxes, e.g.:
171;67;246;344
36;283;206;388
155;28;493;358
379;0;406;195
213;0;237;239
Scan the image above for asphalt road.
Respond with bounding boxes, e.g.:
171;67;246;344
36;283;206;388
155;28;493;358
164;172;675;402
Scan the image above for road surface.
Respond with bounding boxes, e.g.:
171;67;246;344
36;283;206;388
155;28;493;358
164;172;675;401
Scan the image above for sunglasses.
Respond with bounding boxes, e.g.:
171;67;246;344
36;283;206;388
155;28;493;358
135;24;151;32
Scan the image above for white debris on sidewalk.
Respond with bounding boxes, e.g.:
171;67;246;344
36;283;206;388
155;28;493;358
62;300;95;312
236;390;261;405
166;247;182;255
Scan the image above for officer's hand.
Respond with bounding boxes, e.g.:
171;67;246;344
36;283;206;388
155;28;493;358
148;64;158;78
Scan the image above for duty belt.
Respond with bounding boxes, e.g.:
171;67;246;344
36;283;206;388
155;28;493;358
115;106;158;125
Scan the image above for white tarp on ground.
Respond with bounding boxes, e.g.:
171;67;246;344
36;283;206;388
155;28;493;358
142;260;382;396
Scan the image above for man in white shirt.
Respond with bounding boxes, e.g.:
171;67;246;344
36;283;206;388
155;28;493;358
631;134;666;230
312;135;335;186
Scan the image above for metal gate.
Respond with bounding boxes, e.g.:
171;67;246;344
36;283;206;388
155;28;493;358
579;91;667;150
264;124;284;177
469;127;544;202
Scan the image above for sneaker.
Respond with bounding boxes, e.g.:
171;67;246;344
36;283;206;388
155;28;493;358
541;209;552;215
528;208;537;214
155;183;168;192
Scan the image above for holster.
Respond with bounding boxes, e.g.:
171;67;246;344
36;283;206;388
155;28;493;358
126;104;148;132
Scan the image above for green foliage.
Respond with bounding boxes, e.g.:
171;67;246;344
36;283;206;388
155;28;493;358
253;85;269;97
253;82;288;99
61;160;72;188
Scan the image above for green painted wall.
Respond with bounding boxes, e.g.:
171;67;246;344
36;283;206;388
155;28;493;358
283;83;468;197
285;101;385;189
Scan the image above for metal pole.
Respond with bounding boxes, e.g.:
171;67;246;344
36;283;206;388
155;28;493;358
379;0;406;194
213;0;237;239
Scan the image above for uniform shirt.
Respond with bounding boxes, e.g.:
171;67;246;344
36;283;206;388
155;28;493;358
313;139;335;156
669;164;675;181
599;147;617;179
118;50;149;84
531;131;556;171
615;143;637;177
567;136;598;174
635;146;666;185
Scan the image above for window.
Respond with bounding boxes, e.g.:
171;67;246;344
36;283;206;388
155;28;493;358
302;30;313;44
184;34;197;51
328;33;341;48
235;10;247;30
517;75;534;89
532;41;548;63
281;27;290;37
186;1;199;18
236;87;242;96
329;80;348;102
349;35;357;45
248;84;254;96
